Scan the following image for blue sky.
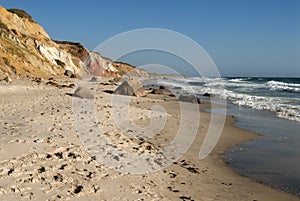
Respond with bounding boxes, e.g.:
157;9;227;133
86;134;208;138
1;0;299;77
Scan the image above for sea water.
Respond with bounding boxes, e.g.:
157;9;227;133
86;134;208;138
144;76;300;196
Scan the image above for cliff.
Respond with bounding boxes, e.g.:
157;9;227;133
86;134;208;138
0;5;147;79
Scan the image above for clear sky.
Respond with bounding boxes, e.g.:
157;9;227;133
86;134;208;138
1;0;299;77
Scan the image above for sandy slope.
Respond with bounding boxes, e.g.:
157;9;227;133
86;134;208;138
0;78;298;201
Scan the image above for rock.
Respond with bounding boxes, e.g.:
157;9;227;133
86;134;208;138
74;87;94;99
64;70;74;77
159;85;167;90
203;93;212;97
151;88;164;95
4;75;12;83
178;95;201;104
33;77;42;83
46;81;59;87
150;86;172;95
103;90;114;94
114;79;146;97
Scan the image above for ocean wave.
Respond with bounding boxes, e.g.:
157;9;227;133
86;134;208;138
230;93;300;122
228;78;248;83
266;81;300;93
172;77;225;84
156;78;300;122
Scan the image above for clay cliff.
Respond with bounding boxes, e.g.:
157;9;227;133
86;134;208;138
0;6;148;80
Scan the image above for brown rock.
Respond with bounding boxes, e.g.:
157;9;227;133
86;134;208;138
114;79;146;97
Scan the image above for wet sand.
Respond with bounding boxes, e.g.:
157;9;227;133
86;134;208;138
0;78;299;200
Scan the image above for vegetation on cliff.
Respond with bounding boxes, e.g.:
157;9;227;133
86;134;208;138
7;8;35;23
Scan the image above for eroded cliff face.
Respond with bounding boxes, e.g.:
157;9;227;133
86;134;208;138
83;52;119;77
0;6;82;78
113;62;149;79
0;6;148;79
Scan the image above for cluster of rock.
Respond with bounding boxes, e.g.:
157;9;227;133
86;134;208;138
0;5;201;105
112;78;201;104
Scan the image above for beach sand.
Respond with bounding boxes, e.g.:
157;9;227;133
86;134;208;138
0;78;298;201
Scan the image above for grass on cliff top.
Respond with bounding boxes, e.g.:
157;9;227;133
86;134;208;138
52;39;83;48
7;9;35;23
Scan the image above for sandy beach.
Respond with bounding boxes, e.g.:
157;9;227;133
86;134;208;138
0;77;298;201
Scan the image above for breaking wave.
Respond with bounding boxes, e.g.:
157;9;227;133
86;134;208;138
154;77;300;122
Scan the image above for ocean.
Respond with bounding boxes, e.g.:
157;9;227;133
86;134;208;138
144;76;300;197
155;77;300;123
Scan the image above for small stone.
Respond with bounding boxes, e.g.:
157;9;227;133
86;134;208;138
64;70;74;77
8;168;14;175
54;152;63;159
74;185;83;194
4;75;12;83
38;167;46;173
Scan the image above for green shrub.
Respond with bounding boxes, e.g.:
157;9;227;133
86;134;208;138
7;8;35;23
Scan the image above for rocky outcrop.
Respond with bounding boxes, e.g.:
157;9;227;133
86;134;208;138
0;7;49;38
52;40;89;61
0;5;149;80
0;6;80;78
37;44;80;74
83;52;118;77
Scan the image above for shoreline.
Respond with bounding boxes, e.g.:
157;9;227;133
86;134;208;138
0;78;299;200
221;102;300;197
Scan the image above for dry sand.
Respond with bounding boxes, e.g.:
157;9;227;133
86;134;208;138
0;78;298;201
